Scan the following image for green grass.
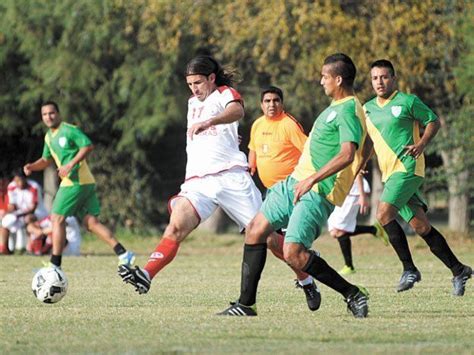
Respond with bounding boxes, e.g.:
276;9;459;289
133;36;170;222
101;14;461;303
0;230;473;354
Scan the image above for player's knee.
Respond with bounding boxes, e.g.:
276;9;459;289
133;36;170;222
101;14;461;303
163;223;186;241
283;245;305;270
245;220;267;244
413;223;431;237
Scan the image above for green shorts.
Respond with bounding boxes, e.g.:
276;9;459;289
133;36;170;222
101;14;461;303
52;184;100;220
261;176;334;249
381;173;427;223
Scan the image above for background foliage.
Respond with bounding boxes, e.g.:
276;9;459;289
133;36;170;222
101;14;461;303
0;0;472;230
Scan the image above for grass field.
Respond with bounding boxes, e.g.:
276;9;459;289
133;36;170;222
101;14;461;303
1;230;473;354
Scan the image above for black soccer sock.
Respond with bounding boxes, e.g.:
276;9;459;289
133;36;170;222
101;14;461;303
302;251;358;298
347;225;377;236
383;220;417;272
239;243;267;306
113;243;127;256
337;235;353;268
50;254;62;267
420;226;464;276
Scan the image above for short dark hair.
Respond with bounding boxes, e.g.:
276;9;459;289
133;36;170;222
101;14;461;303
260;86;284;102
12;168;26;179
185;55;236;86
41;100;60;112
370;59;396;76
323;53;357;88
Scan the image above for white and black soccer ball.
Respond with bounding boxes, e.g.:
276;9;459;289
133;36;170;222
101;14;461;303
32;267;68;304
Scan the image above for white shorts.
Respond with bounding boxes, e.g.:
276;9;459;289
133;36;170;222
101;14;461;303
170;168;262;231
327;194;360;233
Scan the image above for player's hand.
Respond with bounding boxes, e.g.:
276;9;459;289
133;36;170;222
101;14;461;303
250;166;256;176
358;194;369;215
23;164;32;176
187;119;212;140
58;163;73;178
293;176;315;205
403;142;426;159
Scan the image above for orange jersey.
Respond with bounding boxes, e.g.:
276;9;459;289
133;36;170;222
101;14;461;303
249;112;307;188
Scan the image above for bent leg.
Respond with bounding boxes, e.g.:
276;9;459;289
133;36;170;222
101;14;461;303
378;201;417;272
143;197;200;279
411;208;464;276
83;214;118;248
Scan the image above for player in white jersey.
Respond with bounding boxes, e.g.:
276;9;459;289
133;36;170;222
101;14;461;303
118;55;261;293
118;56;298;297
0;171;48;253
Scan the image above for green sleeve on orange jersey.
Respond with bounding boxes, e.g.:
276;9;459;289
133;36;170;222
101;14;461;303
410;95;438;126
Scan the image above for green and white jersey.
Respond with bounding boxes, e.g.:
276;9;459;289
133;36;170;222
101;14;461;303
292;96;366;206
42;122;95;187
364;91;438;182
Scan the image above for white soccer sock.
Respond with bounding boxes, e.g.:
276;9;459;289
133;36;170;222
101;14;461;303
298;276;313;286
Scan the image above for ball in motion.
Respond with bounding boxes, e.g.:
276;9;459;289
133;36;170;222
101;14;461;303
32;267;68;304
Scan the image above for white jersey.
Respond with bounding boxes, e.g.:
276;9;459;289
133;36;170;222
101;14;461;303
7;179;48;219
185;86;248;180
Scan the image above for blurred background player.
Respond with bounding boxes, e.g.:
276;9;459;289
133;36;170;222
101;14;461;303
328;173;388;275
0;170;48;254
248;85;321;310
365;59;472;295
23;101;134;268
26;214;81;256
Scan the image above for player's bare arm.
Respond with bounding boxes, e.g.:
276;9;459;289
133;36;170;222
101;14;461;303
57;145;94;178
293;141;357;204
356;174;369;215
359;136;374;174
187;101;244;139
24;157;53;175
404;120;440;158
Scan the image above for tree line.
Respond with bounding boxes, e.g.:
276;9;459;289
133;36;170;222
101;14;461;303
0;0;472;232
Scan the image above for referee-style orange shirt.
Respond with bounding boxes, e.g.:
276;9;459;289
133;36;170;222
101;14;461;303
249;112;307;188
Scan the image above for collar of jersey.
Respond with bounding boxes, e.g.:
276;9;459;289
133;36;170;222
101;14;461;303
49;122;63;137
264;111;286;121
331;96;354;106
376;90;398;108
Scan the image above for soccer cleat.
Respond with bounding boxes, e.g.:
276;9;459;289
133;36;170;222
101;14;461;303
345;286;369;318
339;265;356;276
374;221;389;246
452;265;472;296
217;301;257;316
295;279;322;311
118;264;151;294
397;269;421;292
117;250;136;266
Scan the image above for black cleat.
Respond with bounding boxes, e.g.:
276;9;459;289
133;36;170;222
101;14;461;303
397;269;421;292
217;302;257;316
345;286;369;318
295;279;321;311
452;265;472;296
118;264;151;294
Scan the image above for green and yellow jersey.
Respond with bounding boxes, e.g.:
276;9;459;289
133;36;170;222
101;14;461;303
291;96;366;206
42;122;95;187
364;91;438;182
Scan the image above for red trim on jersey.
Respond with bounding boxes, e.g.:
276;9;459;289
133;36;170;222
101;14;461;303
28;183;39;204
184;165;249;182
285;112;305;134
167;195;201;223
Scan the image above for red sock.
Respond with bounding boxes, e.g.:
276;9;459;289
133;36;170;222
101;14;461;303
143;238;180;279
269;233;309;281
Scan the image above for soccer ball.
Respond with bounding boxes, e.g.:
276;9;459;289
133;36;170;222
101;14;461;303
32;267;68;304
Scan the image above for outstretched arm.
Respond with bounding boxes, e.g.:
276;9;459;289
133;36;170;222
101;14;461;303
187;101;244;139
248;150;257;176
24;158;53;176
